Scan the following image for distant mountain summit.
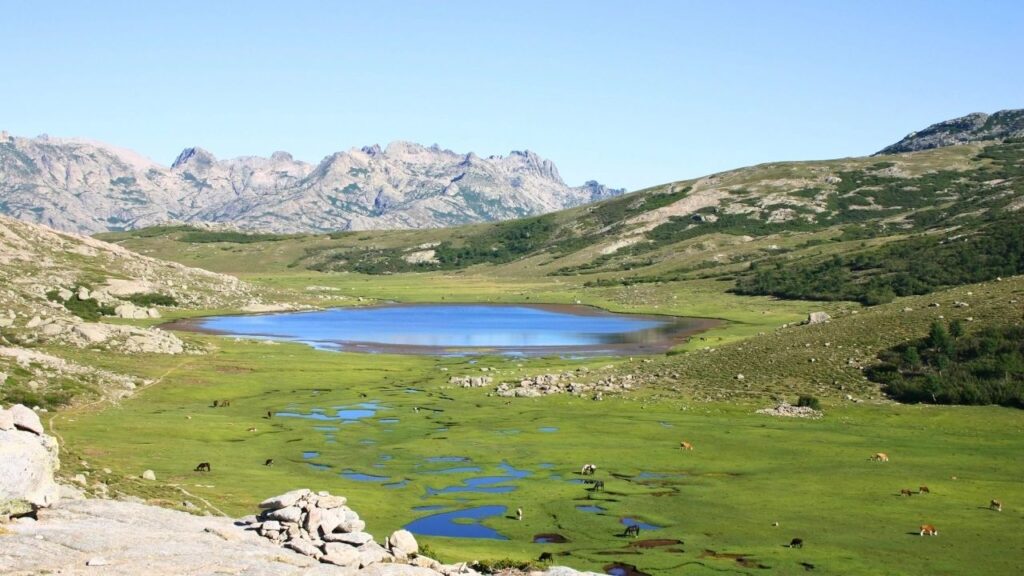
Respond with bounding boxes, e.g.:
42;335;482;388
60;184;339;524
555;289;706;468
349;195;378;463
0;133;623;234
875;109;1024;155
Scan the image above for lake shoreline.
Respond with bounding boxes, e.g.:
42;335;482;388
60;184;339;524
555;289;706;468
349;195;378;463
160;302;721;356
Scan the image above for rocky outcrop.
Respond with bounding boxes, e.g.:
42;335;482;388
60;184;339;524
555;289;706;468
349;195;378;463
755;402;823;419
0;404;61;515
494;369;634;399
0;133;624;234
875;109;1024;155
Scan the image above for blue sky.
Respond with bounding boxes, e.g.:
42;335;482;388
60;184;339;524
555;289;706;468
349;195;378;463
2;1;1021;190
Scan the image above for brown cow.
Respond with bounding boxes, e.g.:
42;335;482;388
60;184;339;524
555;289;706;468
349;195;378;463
264;458;274;467
990;499;1003;512
680;441;694;451
899;489;915;497
871;452;889;462
918;486;930;494
194;462;211;472
919;524;938;536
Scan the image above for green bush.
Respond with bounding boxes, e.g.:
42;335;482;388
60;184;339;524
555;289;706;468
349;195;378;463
46;289;116;321
125;293;178;307
796;395;821;410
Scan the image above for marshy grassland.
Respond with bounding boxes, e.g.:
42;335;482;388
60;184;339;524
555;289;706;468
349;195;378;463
50;269;1024;575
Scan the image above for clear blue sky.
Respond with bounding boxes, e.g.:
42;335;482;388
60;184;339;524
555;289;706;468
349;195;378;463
2;1;1022;190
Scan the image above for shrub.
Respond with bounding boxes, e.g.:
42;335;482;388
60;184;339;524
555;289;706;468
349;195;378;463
796;395;821;410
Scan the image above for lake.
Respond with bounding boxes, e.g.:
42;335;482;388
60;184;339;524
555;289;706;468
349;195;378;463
172;303;714;355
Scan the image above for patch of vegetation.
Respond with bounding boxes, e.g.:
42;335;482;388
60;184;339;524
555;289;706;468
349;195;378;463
46;289;116;321
867;321;1024;408
179;230;291;244
796;394;821;410
732;212;1024;305
125;293;178;307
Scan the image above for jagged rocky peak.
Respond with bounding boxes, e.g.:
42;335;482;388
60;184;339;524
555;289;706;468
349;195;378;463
876;108;1024;155
0;133;625;233
171;146;217;170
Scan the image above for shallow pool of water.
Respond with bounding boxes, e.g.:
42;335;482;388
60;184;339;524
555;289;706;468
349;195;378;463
341;470;390;482
621;517;662;531
184;304;710;355
404;505;508;539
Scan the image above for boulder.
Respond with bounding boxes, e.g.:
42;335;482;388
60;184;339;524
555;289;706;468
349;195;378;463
259;488;311;510
357;542;391;567
141;469;156;481
73;323;111;344
285;538;322;559
266;505;302;523
386;529;418;560
316;494;347;509
9;404;44;435
0;427;61;509
0;409;13;431
25;316;43;329
806;311;831;325
324;531;374;546
321;542;361;566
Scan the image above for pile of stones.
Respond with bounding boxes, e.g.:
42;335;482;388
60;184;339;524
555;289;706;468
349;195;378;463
238;488;475;574
755;402;823;419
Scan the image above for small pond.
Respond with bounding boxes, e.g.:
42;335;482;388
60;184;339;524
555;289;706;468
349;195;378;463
173;304;714;355
404;505;508;539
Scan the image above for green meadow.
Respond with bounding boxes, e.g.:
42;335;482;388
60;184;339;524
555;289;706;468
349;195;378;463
53;306;1024;576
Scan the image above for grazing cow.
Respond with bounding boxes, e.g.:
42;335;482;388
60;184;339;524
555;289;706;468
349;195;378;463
623;524;640;537
680;441;694;451
516;508;523;521
789;538;804;548
266;411;273;419
247;427;257;432
538;552;553;563
900;489;915;497
264;458;274;467
581;464;597;475
590;480;605;491
919;524;938;536
871;452;889;462
194;462;211;472
212;400;219;408
990;499;1002;512
918;486;930;494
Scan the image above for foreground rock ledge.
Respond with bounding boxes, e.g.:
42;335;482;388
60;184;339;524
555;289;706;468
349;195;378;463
0;498;601;576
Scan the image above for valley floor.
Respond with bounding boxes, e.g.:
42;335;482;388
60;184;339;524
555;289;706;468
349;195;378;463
45;271;1024;576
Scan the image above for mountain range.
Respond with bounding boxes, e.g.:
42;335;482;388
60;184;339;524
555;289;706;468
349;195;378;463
0;134;622;234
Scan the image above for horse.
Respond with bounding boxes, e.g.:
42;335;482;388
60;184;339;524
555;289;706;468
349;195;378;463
871;452;889;462
789;538;804;548
623;524;640;537
990;499;1002;512
680;441;694;451
900;489;915;497
918;486;930;494
264;458;274;467
194;462;211;472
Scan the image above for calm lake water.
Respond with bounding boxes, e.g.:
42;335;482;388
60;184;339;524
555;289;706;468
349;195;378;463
187;304;710;355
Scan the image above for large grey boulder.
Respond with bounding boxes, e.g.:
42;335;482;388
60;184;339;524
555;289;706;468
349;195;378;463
0;426;61;509
806;311;831;325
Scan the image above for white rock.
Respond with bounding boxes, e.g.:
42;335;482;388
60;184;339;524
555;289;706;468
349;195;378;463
325;531;374;546
266;505;302;523
9;404;44;435
0;409;13;430
85;557;108;567
387;529;418;560
259;488;311;510
321;542;361;566
141;469;156;481
0;428;62;508
25;316;43;328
